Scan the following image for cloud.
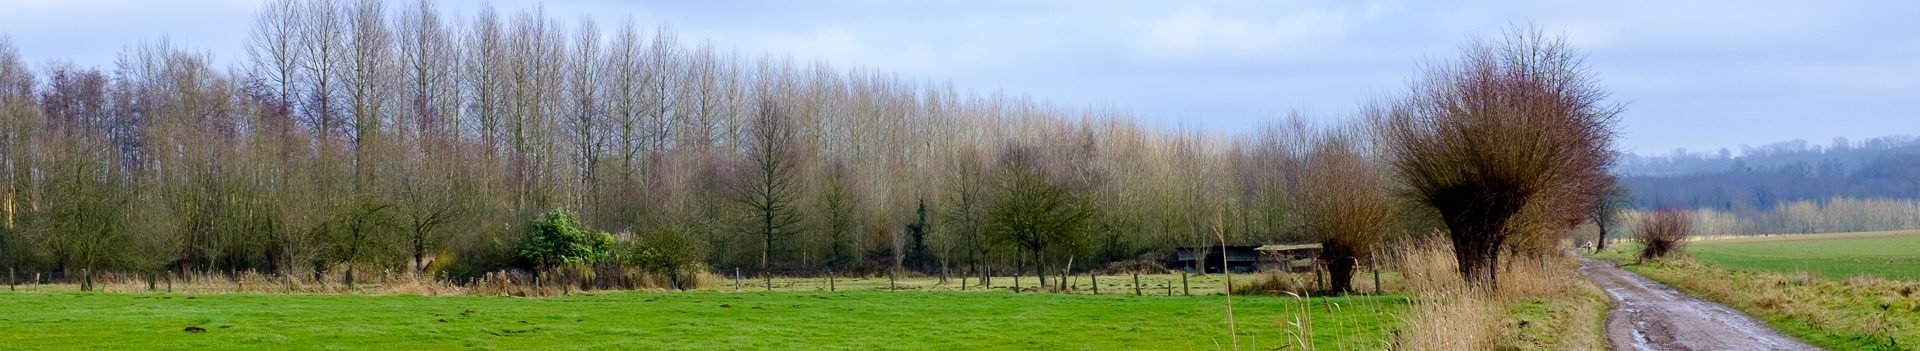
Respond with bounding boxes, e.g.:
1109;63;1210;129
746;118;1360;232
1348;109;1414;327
1132;6;1360;61
1;0;1914;154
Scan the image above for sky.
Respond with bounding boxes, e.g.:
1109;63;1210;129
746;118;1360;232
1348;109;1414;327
2;0;1915;156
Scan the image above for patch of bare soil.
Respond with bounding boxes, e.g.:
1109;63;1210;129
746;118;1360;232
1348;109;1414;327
1577;257;1816;351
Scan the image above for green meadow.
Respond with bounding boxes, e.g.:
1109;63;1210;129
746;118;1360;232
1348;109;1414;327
0;290;1405;350
1687;230;1920;280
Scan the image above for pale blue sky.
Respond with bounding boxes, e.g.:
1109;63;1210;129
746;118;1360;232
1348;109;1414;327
2;0;1915;155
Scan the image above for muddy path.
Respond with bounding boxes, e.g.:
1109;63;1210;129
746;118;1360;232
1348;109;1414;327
1576;256;1817;351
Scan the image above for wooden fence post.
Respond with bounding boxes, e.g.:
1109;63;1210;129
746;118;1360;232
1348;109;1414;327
733;268;741;292
7;268;12;291
829;270;836;292
1167;270;1182;297
1091;273;1099;295
1013;267;1020;292
1314;263;1324;291
1372;256;1382;295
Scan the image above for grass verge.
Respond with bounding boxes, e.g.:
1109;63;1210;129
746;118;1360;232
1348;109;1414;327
1392;241;1609;350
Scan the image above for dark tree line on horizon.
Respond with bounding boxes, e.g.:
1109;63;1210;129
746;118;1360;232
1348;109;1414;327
0;0;1624;292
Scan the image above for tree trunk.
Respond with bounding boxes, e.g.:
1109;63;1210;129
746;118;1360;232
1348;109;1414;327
669;266;682;291
1033;251;1046;292
1328;256;1356;294
984;265;992;289
1441;197;1519;288
1060;257;1073;292
1595;222;1609;252
1090;273;1098;295
413;240;426;274
1325;242;1359;294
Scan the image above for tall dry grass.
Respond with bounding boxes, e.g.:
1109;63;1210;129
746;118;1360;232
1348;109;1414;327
1390;238;1595;350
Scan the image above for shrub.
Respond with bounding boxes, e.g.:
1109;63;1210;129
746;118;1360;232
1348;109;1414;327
1637;210;1692;260
620;220;709;290
516;209;615;276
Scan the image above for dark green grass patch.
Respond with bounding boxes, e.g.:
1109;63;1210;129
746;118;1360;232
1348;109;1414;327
0;290;1404;350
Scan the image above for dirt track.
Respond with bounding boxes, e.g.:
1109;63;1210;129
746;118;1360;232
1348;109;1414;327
1577;257;1817;351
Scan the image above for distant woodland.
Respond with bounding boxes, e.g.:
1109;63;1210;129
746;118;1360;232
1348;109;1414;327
1620;135;1920;235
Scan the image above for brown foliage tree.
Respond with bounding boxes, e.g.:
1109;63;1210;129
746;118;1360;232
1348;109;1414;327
1636;210;1692;261
1294;122;1393;293
734;96;803;286
1381;26;1620;286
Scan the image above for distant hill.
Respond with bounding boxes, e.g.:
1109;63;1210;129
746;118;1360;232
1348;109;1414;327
1620;135;1920;210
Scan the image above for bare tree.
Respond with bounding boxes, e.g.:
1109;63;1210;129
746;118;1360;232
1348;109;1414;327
735;96;803;289
565;15;604;213
987;142;1095;290
1380;26;1619;286
297;0;345;143
248;0;304;109
1293;119;1393;294
941;146;991;282
818;157;860;271
343;0;392;191
1586;178;1632;252
1636;210;1691;261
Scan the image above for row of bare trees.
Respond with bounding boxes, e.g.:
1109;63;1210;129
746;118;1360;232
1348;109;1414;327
1609;197;1920;239
0;1;1621;292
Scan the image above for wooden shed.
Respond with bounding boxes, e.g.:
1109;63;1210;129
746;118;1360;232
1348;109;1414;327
1167;245;1262;274
1255;243;1323;273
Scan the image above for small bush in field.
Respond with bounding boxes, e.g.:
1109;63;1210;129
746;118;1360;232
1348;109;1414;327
1637;210;1693;260
516;209;615;275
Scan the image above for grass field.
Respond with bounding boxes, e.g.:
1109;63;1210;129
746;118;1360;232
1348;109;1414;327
0;290;1406;350
1683;230;1920;280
